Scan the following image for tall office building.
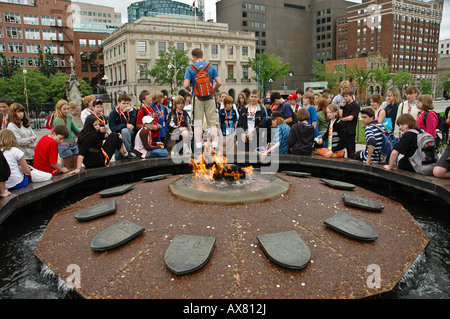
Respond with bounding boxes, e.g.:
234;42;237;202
128;0;205;23
339;0;443;82
216;0;354;92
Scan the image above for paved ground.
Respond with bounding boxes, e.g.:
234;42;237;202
34;173;429;299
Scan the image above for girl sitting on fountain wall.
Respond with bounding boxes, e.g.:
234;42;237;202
383;113;419;173
314;104;347;158
7;103;37;165
416;94;439;138
53;99;80;170
166;95;192;155
0;129;31;191
70;115;135;175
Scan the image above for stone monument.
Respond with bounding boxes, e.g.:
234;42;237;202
66;56;82;105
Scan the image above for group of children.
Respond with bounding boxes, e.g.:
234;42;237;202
1;82;450;196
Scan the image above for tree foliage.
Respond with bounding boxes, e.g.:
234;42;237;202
0;69;91;109
0;53;19;78
391;70;413;96
248;52;289;96
148;46;190;95
371;65;392;97
312;60;342;94
347;64;373;103
419;79;433;95
439;73;450;93
37;47;58;77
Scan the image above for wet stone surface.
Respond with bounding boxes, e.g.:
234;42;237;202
34;174;430;299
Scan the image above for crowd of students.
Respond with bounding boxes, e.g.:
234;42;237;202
1;80;450;197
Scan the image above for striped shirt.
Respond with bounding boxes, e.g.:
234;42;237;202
361;121;384;163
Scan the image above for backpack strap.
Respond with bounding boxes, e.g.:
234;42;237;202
190;64;200;73
191;63;211;73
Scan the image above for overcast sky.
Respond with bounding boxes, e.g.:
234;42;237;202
73;0;450;40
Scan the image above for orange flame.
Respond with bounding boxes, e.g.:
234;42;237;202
190;150;253;180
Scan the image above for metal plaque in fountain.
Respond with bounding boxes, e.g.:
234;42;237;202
99;184;134;198
324;212;378;241
164;234;216;275
320;178;356;190
343;193;384;212
91;219;145;251
257;230;311;270
75;200;116;221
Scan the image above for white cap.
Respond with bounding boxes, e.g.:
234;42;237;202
142;115;154;124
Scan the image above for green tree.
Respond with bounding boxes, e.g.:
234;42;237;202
439;73;450;95
347;64;373;104
37;47;58;77
148;46;189;95
1;69;50;106
371;65;392;97
0;53;19;78
419;79;433;95
391;70;413;97
248;52;289;96
312;60;342;94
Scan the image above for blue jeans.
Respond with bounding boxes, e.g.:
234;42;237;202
148;148;168;158
115;127;134;160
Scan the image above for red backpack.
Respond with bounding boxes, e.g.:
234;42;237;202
191;63;214;99
45;113;54;130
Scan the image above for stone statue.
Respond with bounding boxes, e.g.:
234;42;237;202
66;56;82;105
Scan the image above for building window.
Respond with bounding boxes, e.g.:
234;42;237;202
158;42;166;52
138;41;146;52
242;47;248;56
23;14;39;25
227;64;234;79
42;29;57;41
79;39;87;48
243;64;248;80
27;57;39;67
27;43;41;54
0;43;5;53
211;44;218;55
4;13;21;24
177;42;184;51
8;42;23;53
41;16;56;26
89;39;96;48
138;62;148;79
6;27;23;39
227;45;233;56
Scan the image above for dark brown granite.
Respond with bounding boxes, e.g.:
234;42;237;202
34;173;430;299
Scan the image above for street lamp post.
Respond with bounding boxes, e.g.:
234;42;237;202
23;68;29;114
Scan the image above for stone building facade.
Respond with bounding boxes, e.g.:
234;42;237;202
102;17;257;106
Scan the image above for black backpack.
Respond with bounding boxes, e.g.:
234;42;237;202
423;110;447;150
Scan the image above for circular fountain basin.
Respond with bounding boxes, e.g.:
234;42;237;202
169;173;290;204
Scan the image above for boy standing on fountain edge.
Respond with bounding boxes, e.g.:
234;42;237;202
184;48;222;155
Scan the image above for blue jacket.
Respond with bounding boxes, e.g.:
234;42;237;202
108;106;137;133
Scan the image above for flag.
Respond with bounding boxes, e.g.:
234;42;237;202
190;1;195;11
